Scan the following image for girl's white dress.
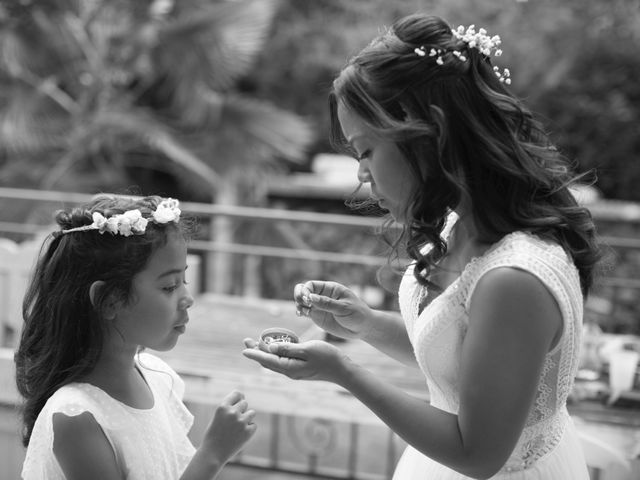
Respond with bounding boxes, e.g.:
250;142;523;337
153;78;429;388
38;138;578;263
22;352;196;479
394;222;590;479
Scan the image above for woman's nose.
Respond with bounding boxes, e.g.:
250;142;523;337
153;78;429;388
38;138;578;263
357;160;372;183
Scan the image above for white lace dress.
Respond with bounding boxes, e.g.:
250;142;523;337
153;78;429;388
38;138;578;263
393;225;590;479
22;353;196;479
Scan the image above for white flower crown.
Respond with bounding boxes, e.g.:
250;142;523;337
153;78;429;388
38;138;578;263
414;24;511;85
61;198;181;237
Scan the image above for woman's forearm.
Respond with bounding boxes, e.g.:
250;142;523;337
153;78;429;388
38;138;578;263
335;361;504;479
362;310;419;368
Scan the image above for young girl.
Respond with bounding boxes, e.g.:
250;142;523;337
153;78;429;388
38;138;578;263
243;14;600;480
15;195;256;479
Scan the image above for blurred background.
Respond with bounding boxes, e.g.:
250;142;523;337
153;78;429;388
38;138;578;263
0;0;639;479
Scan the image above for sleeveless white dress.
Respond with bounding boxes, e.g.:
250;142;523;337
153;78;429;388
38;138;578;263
393;221;590;479
22;353;196;479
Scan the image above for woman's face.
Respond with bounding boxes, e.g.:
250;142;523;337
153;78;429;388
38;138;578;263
337;102;418;224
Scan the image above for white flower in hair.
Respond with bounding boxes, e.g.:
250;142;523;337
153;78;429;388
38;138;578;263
117;209;148;236
91;212;108;231
452;24;502;58
61;198;181;236
152;198;181;224
412;23;512;85
105;216;120;235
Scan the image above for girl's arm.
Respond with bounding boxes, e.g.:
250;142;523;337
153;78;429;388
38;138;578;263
52;412;228;480
53;391;256;480
52;412;122;480
181;390;257;480
247;267;561;479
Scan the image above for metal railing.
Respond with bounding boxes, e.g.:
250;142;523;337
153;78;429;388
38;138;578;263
1;187;639;480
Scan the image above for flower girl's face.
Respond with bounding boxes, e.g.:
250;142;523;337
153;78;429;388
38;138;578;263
113;234;194;351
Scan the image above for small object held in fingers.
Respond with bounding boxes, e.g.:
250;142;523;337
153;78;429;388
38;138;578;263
258;327;299;353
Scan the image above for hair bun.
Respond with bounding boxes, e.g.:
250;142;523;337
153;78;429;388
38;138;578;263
55;208;93;231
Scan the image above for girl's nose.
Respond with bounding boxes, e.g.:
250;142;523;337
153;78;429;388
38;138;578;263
179;290;194;310
357;160;373;183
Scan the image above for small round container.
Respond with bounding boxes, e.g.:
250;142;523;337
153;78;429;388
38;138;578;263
258;327;299;352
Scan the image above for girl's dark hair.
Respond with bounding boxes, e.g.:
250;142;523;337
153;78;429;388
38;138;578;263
14;194;194;447
329;14;600;294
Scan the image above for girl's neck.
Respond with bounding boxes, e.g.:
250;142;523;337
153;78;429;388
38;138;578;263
82;347;154;409
81;335;139;386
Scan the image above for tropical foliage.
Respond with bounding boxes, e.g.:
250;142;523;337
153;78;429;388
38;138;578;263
246;0;640;201
0;0;312;199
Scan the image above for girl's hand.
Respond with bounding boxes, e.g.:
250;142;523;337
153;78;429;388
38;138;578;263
294;281;374;340
242;339;352;384
200;391;257;466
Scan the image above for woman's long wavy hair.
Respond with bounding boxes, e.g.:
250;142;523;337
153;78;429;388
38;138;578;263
329;14;600;295
14;195;194;447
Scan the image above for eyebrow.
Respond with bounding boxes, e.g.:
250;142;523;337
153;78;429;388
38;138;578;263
156;266;188;280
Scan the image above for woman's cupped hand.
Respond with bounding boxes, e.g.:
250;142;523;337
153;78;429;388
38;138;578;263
242;339;352;384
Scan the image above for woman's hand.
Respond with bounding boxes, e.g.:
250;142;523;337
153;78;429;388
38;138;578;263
294;281;375;340
242;339;352;385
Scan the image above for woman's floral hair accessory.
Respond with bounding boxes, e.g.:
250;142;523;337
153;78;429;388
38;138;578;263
414;24;511;85
61;198;181;237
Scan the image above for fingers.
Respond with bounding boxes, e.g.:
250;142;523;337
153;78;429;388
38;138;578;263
221;390;245;406
268;342;307;359
294;282;313;316
243;337;258;349
242;347;306;375
236;399;249;413
220;392;256;424
240;409;256;424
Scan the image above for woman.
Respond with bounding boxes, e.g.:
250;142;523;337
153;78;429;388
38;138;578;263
244;14;599;479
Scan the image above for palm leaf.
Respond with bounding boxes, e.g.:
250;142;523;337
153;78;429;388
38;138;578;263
161;0;280;86
63;107;221;189
218;93;313;162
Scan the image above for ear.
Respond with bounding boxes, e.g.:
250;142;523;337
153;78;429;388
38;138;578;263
89;281;118;320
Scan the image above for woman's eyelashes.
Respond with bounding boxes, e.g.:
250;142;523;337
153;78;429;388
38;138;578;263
357;150;371;161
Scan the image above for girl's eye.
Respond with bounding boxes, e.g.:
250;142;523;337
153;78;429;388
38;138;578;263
163;280;188;293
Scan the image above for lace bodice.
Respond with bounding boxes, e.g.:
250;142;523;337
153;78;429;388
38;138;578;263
398;225;584;472
22;353;196;479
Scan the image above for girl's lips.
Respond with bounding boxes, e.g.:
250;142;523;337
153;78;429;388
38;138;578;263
174;325;186;333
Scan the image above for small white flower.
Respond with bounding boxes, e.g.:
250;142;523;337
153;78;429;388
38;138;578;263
118;219;133;236
152;198;181;224
132;216;149;234
415;47;426;57
436;56;444;65
104;216;120;235
91;212;107;231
